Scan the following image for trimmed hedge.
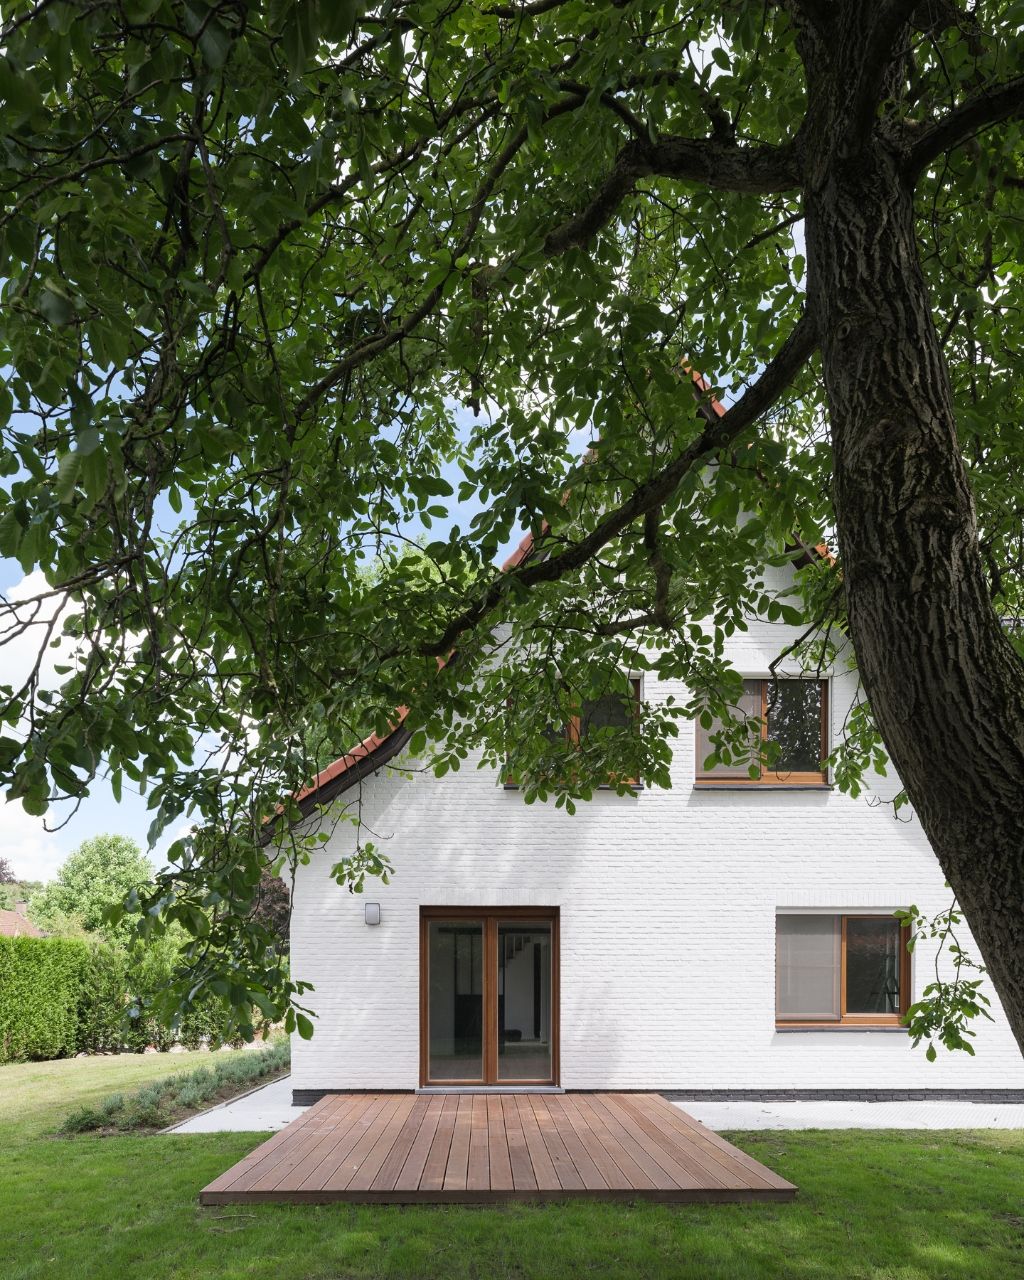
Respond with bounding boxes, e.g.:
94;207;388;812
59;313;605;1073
77;942;130;1055
0;936;89;1063
0;936;247;1063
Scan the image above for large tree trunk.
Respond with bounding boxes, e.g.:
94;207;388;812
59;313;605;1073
803;132;1024;1053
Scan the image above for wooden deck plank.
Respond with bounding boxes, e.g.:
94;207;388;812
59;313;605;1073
631;1094;794;1191
466;1095;490;1191
321;1094;411;1192
278;1095;382;1191
296;1094;394;1192
486;1095;514;1191
578;1094;676;1190
419;1095;459;1191
393;1095;446;1192
250;1094;379;1193
347;1094;420;1191
218;1095;357;1195
367;1095;431;1192
593;1094;707;1190
200;1094;341;1193
562;1094;658;1190
199;1091;796;1205
648;1094;796;1187
603;1094;731;1189
442;1095;473;1191
550;1094;630;1190
514;1093;560;1190
544;1094;608;1189
500;1094;537;1191
617;1094;760;1189
528;1095;585;1190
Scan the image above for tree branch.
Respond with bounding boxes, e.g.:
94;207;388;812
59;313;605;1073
543;135;802;256
906;72;1024;178
294;97;584;420
485;0;584;16
414;309;819;658
844;0;924;150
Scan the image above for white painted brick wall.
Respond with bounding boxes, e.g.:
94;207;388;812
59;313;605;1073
289;615;1024;1092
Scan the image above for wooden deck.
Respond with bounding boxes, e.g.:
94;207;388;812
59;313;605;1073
199;1092;796;1205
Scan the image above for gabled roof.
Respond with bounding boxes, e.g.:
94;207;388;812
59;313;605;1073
292;371;832;811
292;709;413;819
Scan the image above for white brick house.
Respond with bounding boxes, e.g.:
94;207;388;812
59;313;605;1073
288;597;1024;1101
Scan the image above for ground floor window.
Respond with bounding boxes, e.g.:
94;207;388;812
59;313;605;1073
775;913;911;1026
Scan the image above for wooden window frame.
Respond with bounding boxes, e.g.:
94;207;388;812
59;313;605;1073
505;677;643;789
419;906;560;1087
696;677;829;786
775;913;912;1029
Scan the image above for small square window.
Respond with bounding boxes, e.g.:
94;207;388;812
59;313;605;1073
697;678;828;784
505;678;642;787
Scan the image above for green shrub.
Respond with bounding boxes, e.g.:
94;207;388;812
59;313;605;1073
60;1039;290;1133
77;942;128;1054
0;937;90;1063
0;932;258;1062
179;999;236;1050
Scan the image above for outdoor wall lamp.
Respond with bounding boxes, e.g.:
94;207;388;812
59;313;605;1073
364;903;381;926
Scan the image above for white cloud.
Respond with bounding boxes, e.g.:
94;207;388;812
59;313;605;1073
0;799;68;880
1;567;85;698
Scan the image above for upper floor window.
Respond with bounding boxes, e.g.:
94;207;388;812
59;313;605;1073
696;678;828;785
776;914;911;1027
505;678;642;788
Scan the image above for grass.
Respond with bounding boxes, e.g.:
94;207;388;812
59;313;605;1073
2;1053;1022;1280
59;1040;290;1133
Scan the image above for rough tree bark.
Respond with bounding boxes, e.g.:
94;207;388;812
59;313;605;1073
798;5;1024;1050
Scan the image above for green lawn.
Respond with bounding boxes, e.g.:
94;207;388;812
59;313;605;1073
3;1055;1022;1280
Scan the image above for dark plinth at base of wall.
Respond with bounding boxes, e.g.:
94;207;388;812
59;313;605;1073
662;1088;1024;1102
293;1087;1024;1106
292;1088;413;1105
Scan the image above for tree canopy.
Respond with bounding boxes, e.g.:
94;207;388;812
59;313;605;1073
1;0;1023;1049
28;834;154;941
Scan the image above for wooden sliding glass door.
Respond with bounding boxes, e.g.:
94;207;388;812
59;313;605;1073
419;907;559;1086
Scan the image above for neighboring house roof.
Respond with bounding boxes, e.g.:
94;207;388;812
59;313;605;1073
0;908;43;937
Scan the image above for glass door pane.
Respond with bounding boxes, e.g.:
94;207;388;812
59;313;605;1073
497;921;552;1081
427;920;484;1081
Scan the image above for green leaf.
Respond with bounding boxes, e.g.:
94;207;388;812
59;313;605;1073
0;57;42;119
123;0;164;20
39;285;76;327
198;17;233;68
55;451;82;504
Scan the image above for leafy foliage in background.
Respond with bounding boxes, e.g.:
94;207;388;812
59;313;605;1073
0;878;44;911
1;0;1023;1053
251;864;291;951
27;834;154;942
0;932;251;1062
1;834;261;1057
